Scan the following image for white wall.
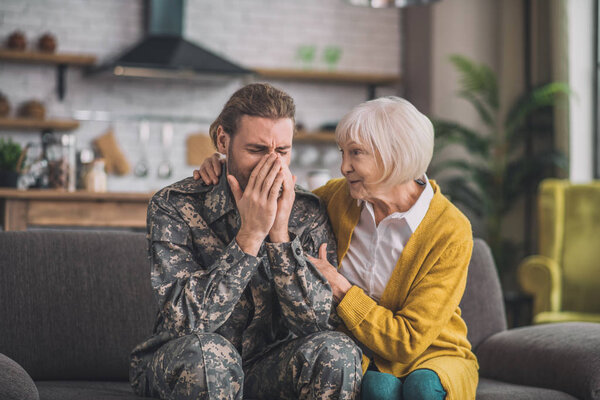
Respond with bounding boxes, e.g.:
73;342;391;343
430;0;500;129
0;0;401;191
567;0;595;182
428;0;515;239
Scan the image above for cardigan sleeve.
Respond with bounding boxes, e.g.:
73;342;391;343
336;239;473;365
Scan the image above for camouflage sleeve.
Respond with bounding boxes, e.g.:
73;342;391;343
148;192;259;336
265;199;339;335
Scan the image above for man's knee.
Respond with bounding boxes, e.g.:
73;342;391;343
307;331;362;371
297;331;362;396
151;333;243;400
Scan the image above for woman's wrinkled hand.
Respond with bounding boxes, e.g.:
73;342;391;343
193;153;224;185
308;243;352;303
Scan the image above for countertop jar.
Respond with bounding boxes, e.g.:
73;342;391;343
85;159;107;192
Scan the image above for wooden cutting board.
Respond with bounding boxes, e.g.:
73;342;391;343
186;133;217;165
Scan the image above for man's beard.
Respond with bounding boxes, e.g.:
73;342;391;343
226;148;250;192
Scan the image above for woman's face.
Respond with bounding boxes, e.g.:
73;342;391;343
339;139;383;201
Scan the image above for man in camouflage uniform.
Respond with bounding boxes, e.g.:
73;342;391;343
129;83;362;399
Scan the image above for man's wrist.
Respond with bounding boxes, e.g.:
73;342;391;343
268;230;290;243
235;232;263;256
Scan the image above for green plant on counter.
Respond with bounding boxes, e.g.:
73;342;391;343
430;54;570;276
0;138;23;171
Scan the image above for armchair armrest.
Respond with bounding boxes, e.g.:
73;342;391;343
518;255;562;316
0;353;38;400
476;322;600;400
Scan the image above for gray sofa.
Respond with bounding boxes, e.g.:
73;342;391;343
0;231;598;400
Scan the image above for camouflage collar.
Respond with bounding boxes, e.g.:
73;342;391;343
202;172;237;224
165;173;236;225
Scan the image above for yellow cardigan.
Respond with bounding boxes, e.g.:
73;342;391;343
314;178;479;400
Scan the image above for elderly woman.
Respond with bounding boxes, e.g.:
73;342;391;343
195;97;478;400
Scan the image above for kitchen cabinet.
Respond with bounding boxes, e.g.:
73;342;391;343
0;188;152;231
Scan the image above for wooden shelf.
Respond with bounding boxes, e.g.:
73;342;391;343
0;117;80;131
0;49;96;66
255;68;400;85
0;49;97;100
294;131;337;144
0;188;152;201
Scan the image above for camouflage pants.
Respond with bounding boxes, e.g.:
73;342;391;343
140;333;244;400
244;330;362;399
137;331;361;400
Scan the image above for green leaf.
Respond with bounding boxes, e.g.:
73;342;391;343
0;138;23;171
503;151;568;206
433;120;490;157
438;176;487;217
504;82;570;138
449;54;499;110
507;121;557;151
457;90;495;127
430;159;492;191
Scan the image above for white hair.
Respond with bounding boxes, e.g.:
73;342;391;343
335;96;434;187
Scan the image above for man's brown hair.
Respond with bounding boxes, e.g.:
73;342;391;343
209;83;296;148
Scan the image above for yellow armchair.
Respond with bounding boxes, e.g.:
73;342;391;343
518;179;600;324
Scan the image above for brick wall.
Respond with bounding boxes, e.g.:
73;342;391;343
0;0;400;191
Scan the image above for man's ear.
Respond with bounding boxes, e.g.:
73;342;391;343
216;126;230;154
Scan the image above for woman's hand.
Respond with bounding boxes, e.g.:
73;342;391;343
308;244;352;303
193;153;224;185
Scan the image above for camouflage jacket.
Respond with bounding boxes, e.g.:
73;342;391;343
139;173;338;365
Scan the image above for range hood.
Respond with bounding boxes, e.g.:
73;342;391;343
91;0;251;80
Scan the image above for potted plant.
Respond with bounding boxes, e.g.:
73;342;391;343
0;138;24;188
430;55;569;283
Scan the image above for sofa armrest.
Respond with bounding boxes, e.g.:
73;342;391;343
477;322;600;400
0;353;39;400
518;255;561;316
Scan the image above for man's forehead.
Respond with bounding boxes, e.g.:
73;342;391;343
236;116;294;146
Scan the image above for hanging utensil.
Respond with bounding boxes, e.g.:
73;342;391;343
133;121;150;177
157;123;174;179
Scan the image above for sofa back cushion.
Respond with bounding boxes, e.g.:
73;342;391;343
459;238;507;350
0;231;156;381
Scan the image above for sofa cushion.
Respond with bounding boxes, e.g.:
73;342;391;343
36;381;151;400
0;231;156;381
0;353;39;400
459;239;507;350
477;322;600;400
477;378;577;400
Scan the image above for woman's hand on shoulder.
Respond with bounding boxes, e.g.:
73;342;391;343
193;153;224;185
308;243;352;303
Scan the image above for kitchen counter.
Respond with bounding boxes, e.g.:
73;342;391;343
0;188;153;231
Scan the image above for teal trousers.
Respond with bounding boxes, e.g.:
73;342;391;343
361;368;446;400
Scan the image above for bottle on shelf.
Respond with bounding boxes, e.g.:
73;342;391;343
84;158;107;192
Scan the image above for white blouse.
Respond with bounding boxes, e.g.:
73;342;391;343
339;176;434;302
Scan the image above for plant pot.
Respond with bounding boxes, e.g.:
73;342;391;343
0;171;19;188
